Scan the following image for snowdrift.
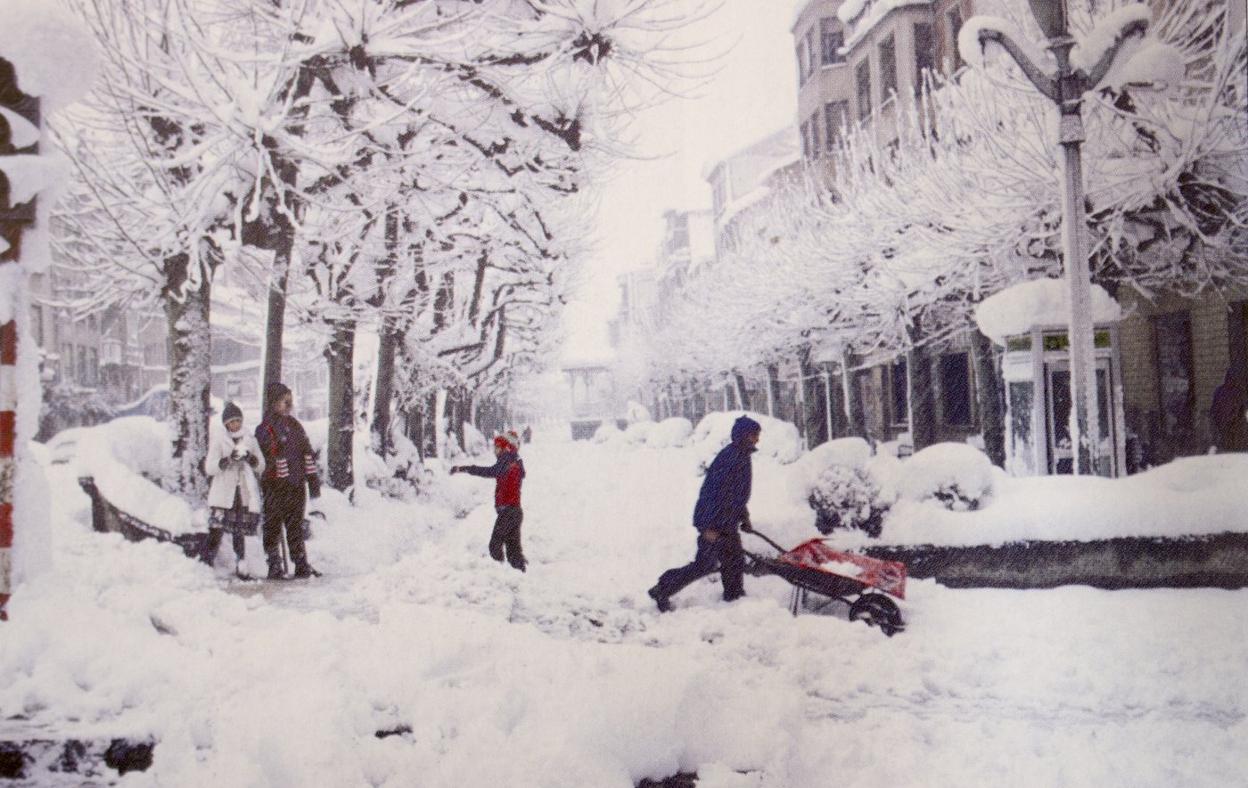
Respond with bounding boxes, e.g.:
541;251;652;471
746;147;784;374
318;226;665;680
691;411;803;465
74;417;196;536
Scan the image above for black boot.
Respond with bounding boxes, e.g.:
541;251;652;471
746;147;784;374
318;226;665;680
293;562;321;579
267;559;286;581
648;585;672;613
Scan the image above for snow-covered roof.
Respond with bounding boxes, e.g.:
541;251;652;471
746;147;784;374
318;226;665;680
974;278;1124;343
841;0;933;53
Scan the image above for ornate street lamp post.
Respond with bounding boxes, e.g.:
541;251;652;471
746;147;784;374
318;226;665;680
973;0;1148;474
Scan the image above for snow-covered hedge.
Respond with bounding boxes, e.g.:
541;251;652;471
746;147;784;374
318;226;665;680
75;417;196;535
645;417;692;449
897;442;996;511
691;411;803;465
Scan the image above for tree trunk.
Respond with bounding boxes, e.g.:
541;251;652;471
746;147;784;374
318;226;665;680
325;319;355;491
421;391;438;459
765;365;780;418
261;244;291;407
163;266;212;498
907;336;938;451
734;373;750;412
370;319;400;456
843;353;867;439
452;388;468;451
799;350;827;447
972;327;1007;466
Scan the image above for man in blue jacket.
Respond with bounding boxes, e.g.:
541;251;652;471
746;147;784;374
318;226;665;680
648;415;761;612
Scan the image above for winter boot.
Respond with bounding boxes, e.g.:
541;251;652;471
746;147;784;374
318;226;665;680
267;560;286;581
293;562;321;579
647;585;672;613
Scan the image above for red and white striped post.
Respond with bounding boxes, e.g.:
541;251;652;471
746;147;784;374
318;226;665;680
0;56;40;622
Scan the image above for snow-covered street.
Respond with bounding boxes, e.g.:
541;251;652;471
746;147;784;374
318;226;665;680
4;436;1246;787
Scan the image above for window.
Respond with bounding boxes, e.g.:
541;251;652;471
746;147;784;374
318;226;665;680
947;8;964;71
914;23;936;95
808;113;821;157
712;176;727;216
821;18;845;65
856;58;872;120
824;101;849;153
939;352;973;426
879;35;898;98
1153;312;1194;437
889;359;908;425
797;42;808;85
807;29;818;76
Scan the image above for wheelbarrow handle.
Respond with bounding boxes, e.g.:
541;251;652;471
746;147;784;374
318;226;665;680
743;526;788;555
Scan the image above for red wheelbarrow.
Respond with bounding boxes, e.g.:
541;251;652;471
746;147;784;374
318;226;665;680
744;528;907;636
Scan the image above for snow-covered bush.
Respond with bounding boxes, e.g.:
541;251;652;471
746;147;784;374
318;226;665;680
622;421;655;445
626;401;652;422
691;411;803;465
645;417;692;448
791;438;887;536
898;443;996;511
463;422;488;456
592;421;623;444
808;464;887;537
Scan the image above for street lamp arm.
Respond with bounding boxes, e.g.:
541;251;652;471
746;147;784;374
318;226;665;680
978;29;1058;100
1084;18;1150;89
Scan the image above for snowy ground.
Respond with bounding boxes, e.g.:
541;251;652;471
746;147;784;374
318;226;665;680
3;434;1247;787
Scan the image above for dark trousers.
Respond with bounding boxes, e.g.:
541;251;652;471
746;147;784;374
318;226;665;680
655;529;745;601
490;506;526;571
201;529;245;565
262;481;307;569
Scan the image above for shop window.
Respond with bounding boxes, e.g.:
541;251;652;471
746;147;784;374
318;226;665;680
1153;311;1194;437
939;352;973;426
889;359;908;425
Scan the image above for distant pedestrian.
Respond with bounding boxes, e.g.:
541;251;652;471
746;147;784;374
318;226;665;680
1210;367;1248;452
648;415;761;612
255;383;322;579
521;425;533;444
203;402;264;579
450;433;527;571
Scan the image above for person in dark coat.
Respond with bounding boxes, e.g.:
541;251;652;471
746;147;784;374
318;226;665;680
1210;367;1248;453
255;382;322;579
450;434;528;571
648;415;761;612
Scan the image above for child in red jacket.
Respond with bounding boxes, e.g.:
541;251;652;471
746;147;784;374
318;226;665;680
451;434;527;571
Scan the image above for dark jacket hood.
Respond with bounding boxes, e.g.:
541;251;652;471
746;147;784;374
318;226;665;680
731;415;762;446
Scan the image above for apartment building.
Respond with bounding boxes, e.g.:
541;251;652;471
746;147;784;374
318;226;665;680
704;126;801;257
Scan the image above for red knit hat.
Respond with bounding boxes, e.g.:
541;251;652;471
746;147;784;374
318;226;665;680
494;435;515;451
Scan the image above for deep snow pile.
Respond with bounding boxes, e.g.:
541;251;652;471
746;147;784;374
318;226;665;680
74;416;197;536
690;411;803;465
4;433;1247;787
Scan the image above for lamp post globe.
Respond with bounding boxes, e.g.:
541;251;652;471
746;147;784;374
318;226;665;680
1026;0;1070;41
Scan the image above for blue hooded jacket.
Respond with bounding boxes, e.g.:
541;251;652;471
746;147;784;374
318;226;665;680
692;416;761;531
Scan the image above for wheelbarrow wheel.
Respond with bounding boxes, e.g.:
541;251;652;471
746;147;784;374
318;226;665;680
849;593;902;636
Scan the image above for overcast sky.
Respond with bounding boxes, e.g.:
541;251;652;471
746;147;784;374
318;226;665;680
560;1;806;362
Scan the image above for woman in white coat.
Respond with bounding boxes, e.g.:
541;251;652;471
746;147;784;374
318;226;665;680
203;402;265;578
